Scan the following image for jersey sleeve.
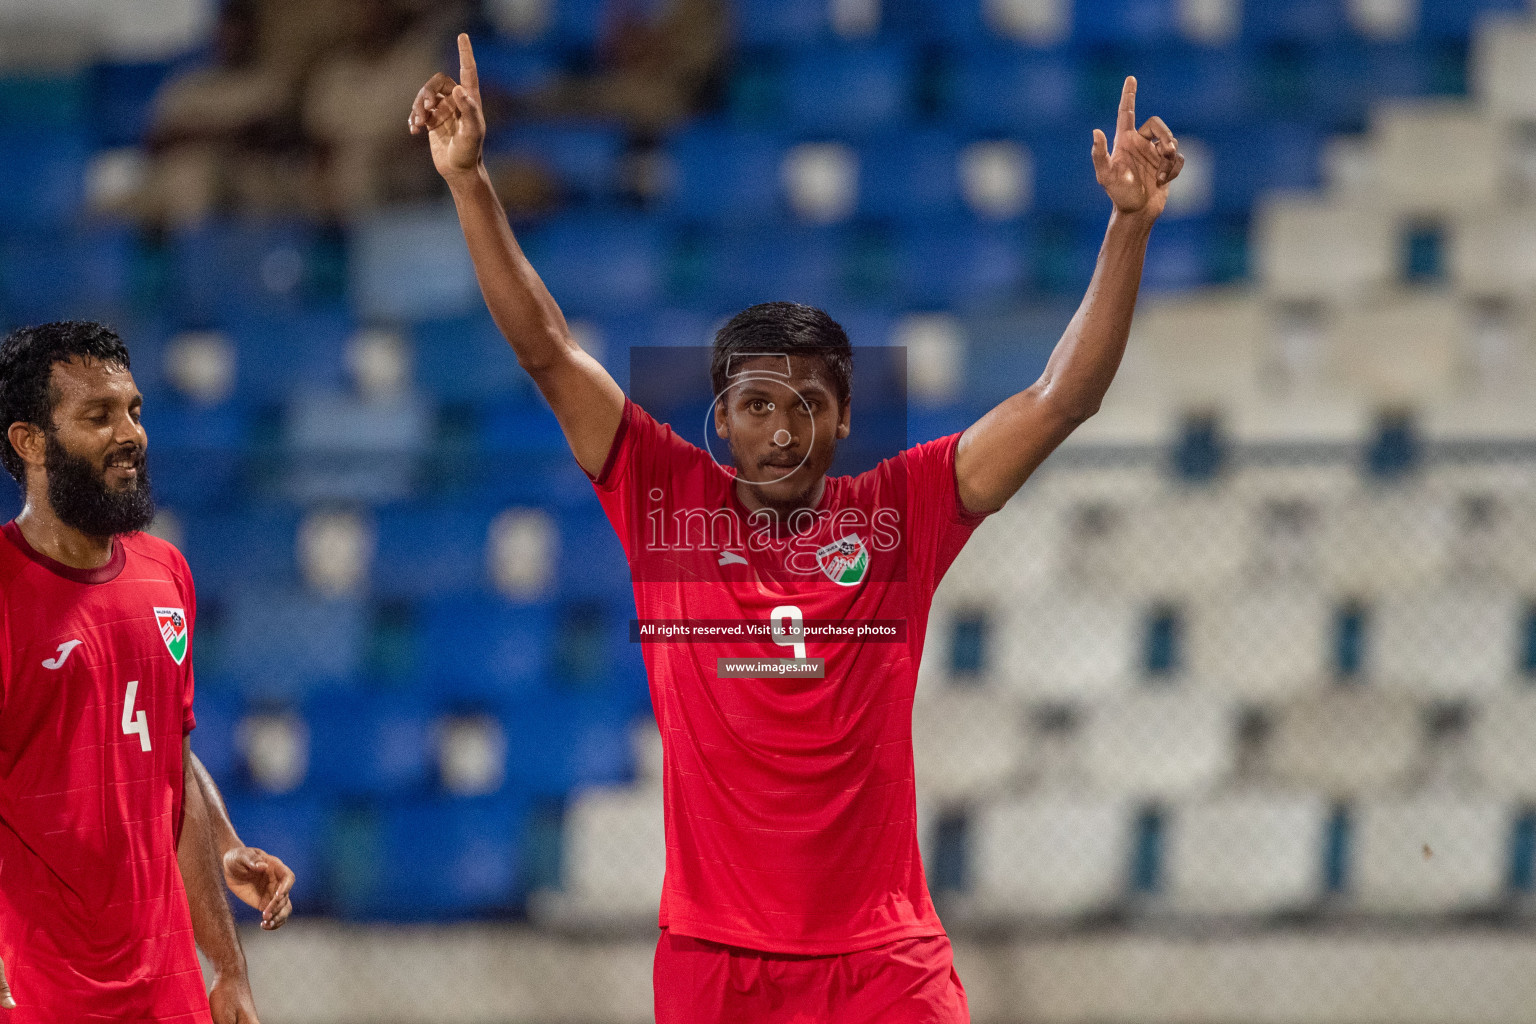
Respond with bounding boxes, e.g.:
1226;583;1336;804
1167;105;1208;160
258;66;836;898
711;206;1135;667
895;432;992;594
586;397;719;558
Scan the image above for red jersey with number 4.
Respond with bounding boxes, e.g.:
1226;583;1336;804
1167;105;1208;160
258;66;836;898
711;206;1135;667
591;399;991;954
0;522;209;1023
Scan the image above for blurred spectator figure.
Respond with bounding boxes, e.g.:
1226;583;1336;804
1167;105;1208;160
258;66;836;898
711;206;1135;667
523;0;726;134
134;0;327;223
129;0;459;224
302;0;449;219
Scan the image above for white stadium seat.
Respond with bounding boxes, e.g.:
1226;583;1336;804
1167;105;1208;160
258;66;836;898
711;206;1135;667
912;685;1031;805
1351;795;1511;914
1370;590;1524;698
994;595;1142;702
1473;16;1536;123
1447;210;1536;298
1370;102;1513;216
1184;588;1333;702
531;784;665;927
1471;694;1536;800
1332;294;1471;407
1253;198;1395;303
1163;791;1329;915
1264;691;1423;798
1079;692;1237;800
1317;482;1456;598
1227;463;1358;582
964;795;1133;920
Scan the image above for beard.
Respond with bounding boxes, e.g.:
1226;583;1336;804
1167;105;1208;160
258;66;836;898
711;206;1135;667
43;431;156;538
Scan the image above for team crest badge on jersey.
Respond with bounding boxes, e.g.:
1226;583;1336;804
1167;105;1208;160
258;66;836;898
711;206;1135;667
815;534;869;586
154;607;189;664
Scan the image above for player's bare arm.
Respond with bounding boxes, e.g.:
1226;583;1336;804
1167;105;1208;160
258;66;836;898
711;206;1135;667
190;751;295;930
178;738;261;1023
955;76;1184;515
409;33;625;477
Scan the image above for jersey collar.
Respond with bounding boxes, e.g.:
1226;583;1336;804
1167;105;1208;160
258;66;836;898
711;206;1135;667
1;520;127;584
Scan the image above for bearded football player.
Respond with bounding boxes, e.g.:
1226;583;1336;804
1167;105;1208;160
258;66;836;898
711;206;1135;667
413;34;1182;1023
0;321;295;1023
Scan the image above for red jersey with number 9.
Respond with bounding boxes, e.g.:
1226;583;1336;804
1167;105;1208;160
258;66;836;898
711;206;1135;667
590;399;991;954
0;522;208;1023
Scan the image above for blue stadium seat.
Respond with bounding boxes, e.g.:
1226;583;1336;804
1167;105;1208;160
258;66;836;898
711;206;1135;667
470;40;561;96
736;0;840;47
0;132;88;227
779;46;915;136
918;0;998;45
477;405;580;459
0;74;87;128
860;133;964;224
350;207;482;322
520;216;667;316
552;508;633;607
695;228;852;309
217;590;368;697
1301;43;1449;126
222;795;330;916
189;690;241;788
89;63;175;147
305;693;436;796
1241;0;1349;43
460;452;595;510
416;595;558;699
660;124;789;225
414;595;559;700
1028;131;1114;216
500;693;635;796
178;506;303;595
490;120;628;202
225;307;355;403
1073;0;1182;44
169;221;324;319
1420;0;1525;39
1140;217;1216;293
335;797;526;919
0;227;136;324
939;49;1084;133
892;224;1032;307
145;402;251;511
411;313;540;404
371;504;495;599
1133;48;1259;129
1203;124;1325;213
548;0;608;48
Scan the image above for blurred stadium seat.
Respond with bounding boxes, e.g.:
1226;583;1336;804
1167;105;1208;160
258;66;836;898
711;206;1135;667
1162;792;1330;916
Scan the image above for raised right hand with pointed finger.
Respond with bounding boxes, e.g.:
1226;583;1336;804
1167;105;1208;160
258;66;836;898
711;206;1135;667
408;33;486;182
1091;76;1184;221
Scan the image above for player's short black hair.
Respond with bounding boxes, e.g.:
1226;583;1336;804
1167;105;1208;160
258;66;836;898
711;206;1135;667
710;302;853;410
0;321;131;485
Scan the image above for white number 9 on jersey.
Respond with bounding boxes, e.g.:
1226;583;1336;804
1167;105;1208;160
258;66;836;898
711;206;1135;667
770;605;807;661
122;680;152;752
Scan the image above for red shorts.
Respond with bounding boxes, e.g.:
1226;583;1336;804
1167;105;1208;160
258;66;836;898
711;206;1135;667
653;928;970;1024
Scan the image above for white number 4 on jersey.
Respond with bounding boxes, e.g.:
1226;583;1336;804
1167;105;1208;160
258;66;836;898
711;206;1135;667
122;680;151;752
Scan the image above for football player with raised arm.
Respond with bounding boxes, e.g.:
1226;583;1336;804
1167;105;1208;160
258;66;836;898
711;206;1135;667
412;35;1181;1024
0;321;295;1023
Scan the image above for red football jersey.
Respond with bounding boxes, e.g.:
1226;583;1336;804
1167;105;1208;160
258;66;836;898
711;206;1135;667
0;522;209;1023
591;399;990;954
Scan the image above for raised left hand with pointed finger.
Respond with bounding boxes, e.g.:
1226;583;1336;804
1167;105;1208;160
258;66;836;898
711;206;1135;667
1091;76;1184;221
